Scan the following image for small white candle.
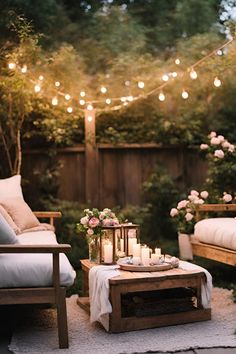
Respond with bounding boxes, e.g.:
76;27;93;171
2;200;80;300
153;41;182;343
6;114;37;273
128;237;137;255
155;248;161;256
104;243;113;263
141;246;150;266
132;243;141;257
150;253;159;265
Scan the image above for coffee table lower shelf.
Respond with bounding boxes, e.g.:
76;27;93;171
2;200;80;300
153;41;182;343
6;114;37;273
77;296;211;333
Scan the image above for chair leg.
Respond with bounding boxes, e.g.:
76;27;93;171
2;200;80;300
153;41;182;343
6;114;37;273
57;288;69;349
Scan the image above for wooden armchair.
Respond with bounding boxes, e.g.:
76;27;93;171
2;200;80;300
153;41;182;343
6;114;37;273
191;204;236;266
0;212;72;349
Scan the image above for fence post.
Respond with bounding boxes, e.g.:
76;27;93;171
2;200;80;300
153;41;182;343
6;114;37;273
84;109;99;206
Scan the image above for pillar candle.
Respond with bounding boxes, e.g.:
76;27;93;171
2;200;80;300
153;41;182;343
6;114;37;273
128;237;137;255
155;248;161;256
104;243;113;263
141;246;150;266
150;253;159;265
132;243;141;257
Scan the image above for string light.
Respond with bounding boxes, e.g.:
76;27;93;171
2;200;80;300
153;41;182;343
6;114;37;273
190;68;198;80
39;75;44;81
80;91;86;97
34;84;41;93
87;115;93;122
87;104;93;111
127;95;133;102
125;80;130;86
172;72;178;77
182;90;189;99
138;81;145;89
175;58;180;65
120;97;126;102
65;94;71;100
67;106;73;113
52;97;58;106
214;77;222;87
21;65;27;73
158;92;165;101
55;81;60;87
8;62;16;70
162;74;169;82
100;86;107;94
79;99;85;105
106;98;111;104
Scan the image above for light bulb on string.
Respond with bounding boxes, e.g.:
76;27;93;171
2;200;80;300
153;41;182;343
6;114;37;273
34;84;41;93
172;72;178;78
190;68;198;80
175;58;180;65
80;91;86;97
67;106;73;113
52;97;58;106
8;62;16;70
214;77;221;87
79;99;85;105
87;104;93;111
120;97;127;102
65;94;71;100
125;80;130;87
87;115;93;122
158;92;165;102
106;98;111;105
100;86;107;94
138;81;145;89
162;74;169;82
55;81;60;87
39;75;44;81
21;65;27;73
127;95;134;102
182;90;189;99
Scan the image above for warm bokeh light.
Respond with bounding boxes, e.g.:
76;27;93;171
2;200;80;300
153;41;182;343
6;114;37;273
87;104;93;111
175;58;180;65
214;77;222;87
79;99;85;105
182;90;189;99
34;84;41;93
8;62;16;70
100;86;107;94
190;69;198;80
162;74;169;82
80;91;86;97
67;106;73;113
55;81;60;87
65;94;71;100
39;75;44;81
21;65;27;73
105;98;111;104
127;95;134;102
138;81;145;89
120;97;126;102
52;97;58;106
172;72;178;77
158;92;165;101
87;115;93;122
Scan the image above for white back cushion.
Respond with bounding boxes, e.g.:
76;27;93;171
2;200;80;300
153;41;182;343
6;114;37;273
0;212;19;244
0;175;23;201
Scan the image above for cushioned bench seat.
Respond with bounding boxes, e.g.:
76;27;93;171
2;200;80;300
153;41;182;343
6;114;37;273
194;217;236;251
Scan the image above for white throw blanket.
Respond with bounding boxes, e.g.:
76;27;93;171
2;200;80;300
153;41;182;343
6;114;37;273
89;265;120;331
89;261;212;331
179;260;212;308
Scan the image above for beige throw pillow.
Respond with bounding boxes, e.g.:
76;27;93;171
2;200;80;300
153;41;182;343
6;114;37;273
0;175;23;201
0;205;20;234
0;197;40;232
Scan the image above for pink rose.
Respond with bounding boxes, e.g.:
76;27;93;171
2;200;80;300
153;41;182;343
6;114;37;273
88;217;100;228
80;216;89;225
228;144;235;153
177;200;188;209
87;228;94;235
211;137;221;145
185;212;194;221
193;198;204;205
200;191;209;199
190;190;199;196
223;193;232;203
209;131;217;138
214;149;224;158
217;135;224;142
170;208;178;217
200;144;209;150
222;141;230;149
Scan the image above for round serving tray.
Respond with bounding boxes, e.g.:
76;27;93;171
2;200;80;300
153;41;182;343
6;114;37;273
119;262;177;272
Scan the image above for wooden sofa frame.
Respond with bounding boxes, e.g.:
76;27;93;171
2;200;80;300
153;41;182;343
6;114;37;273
0;211;71;349
191;204;236;266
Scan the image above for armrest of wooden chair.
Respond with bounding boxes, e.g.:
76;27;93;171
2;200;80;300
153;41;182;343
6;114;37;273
33;211;62;226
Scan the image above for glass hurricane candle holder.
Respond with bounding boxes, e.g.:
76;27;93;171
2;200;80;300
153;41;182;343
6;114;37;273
100;225;122;264
121;223;140;256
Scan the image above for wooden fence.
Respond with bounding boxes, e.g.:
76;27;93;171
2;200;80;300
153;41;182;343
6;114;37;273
22;144;207;208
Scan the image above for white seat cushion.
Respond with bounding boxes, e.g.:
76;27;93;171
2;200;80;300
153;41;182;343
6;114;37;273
194;218;236;251
0;230;76;288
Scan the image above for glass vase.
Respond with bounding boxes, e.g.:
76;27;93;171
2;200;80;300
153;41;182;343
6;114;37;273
87;236;100;263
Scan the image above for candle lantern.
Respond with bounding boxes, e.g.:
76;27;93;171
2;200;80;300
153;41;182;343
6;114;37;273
122;224;140;256
99;225;122;264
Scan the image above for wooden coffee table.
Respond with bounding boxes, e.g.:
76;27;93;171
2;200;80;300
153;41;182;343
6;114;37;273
78;259;211;333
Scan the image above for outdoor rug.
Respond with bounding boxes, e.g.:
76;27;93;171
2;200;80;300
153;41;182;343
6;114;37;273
9;287;236;354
